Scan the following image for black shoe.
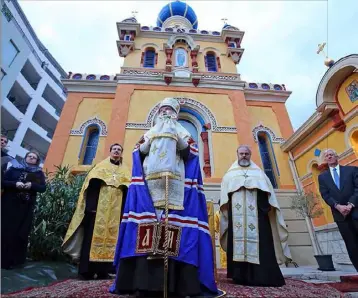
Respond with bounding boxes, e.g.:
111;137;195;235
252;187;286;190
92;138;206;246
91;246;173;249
78;273;95;280
96;273;111;280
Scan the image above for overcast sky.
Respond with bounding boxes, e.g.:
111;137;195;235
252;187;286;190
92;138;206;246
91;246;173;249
19;0;358;130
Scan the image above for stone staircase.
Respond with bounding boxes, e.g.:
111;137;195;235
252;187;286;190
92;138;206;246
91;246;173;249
275;189;316;266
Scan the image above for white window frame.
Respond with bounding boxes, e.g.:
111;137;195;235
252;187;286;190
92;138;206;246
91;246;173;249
6;39;20;67
1;68;6;80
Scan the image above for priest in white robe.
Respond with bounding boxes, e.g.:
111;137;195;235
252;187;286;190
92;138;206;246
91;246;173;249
220;145;291;287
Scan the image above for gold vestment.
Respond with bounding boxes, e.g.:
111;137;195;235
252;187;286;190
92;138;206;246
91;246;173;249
62;157;131;262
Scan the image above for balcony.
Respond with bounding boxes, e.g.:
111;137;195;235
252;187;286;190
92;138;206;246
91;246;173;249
32;105;57;139
1;106;21;141
42;84;64;115
44;67;67;96
21;128;50;162
6;81;32;114
20;60;42;90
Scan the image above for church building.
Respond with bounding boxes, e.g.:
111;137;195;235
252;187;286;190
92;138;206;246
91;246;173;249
45;1;357;268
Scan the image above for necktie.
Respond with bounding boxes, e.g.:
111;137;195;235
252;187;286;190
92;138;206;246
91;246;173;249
333;168;340;189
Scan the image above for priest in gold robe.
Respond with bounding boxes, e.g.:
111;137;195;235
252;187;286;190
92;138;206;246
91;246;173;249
220;145;291;287
63;143;131;280
214;210;227;269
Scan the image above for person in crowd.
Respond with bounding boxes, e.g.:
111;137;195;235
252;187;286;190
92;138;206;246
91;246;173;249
220;145;291;287
110;98;218;297
1;134;14;176
1;151;46;269
63;143;131;280
318;149;358;271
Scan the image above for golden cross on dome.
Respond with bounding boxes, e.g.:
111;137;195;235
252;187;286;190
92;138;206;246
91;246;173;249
221;18;228;25
131;10;138;18
317;42;327;56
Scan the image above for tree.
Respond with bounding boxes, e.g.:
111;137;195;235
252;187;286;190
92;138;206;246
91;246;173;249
290;191;324;255
28;165;87;261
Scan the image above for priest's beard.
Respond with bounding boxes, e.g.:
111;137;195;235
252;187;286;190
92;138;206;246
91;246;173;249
238;159;251;167
159;109;177;120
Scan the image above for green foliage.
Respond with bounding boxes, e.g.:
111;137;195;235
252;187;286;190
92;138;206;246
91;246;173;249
28;165;87;261
290;191;324;219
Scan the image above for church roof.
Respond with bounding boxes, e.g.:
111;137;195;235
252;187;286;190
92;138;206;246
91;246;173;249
157;1;198;29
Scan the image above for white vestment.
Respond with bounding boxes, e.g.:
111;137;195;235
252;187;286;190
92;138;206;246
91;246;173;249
142;115;191;214
220;161;291;265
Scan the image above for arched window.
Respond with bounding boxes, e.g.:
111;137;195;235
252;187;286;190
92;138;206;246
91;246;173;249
350;130;358;156
178;119;198;143
143;49;156;68
205;52;218;72
175;48;188;67
257;132;278;188
82;127;99;165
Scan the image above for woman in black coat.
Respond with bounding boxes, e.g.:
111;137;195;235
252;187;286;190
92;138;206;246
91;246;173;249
1;151;46;269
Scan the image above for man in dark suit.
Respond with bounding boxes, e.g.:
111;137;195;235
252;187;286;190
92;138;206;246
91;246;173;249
318;149;358;271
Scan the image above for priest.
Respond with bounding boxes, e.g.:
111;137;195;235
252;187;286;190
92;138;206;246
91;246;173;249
63;143;131;280
220;145;291;287
110;98;218;297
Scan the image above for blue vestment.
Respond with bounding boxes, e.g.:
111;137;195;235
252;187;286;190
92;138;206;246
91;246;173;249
110;143;218;295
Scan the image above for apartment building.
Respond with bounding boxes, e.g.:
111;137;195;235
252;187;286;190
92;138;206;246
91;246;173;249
1;0;67;163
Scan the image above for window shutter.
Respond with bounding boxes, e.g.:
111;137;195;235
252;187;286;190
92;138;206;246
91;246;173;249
143;50;155;68
206;54;217;72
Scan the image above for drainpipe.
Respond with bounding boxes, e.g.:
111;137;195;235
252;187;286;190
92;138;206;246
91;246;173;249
288;151;322;255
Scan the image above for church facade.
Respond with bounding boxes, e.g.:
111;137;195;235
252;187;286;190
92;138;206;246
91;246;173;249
44;1;358;268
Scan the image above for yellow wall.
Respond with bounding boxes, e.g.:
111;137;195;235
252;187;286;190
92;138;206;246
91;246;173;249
293;118;358;226
127;89;236;126
247;106;294;186
62;97;113;168
124;89;238;177
337;73;358;115
294;119;357;178
123;36;237;73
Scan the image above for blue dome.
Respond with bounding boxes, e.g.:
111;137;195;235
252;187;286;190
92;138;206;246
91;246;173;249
157;1;198;29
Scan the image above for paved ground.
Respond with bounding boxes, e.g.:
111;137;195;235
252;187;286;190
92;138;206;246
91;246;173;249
281;265;358;282
1;262;357;296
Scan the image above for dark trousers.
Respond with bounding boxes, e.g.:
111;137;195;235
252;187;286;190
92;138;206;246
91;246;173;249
336;216;358;271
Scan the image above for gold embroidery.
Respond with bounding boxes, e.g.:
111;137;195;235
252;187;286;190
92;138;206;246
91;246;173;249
146;171;181;181
248;223;256;231
151;133;178;142
62;157;131;261
151;144;159;155
159;150;167;161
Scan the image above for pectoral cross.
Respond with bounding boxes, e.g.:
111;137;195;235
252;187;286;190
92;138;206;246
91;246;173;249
112;174;117;181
